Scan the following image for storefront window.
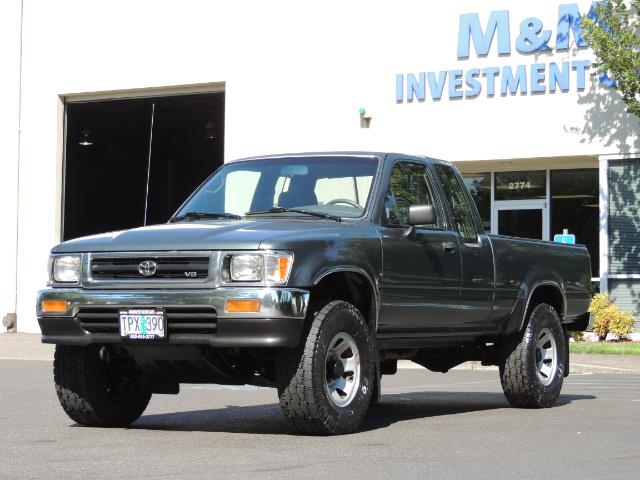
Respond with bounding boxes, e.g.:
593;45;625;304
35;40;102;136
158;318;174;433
461;172;491;232
495;170;546;200
550;169;599;276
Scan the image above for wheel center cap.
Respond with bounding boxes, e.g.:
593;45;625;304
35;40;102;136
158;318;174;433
327;356;345;380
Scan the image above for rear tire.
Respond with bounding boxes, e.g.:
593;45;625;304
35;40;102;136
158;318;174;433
54;345;151;427
277;300;375;435
500;303;566;408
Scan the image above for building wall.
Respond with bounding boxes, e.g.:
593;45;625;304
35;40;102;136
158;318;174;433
0;0;22;333
8;0;640;332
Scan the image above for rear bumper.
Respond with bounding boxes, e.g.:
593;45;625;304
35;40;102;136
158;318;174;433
36;287;309;348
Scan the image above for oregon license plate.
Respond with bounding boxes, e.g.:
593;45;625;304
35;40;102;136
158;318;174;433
119;308;166;340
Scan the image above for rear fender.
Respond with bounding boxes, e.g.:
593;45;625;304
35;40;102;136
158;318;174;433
503;280;566;335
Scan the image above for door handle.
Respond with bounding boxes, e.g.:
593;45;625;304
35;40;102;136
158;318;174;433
442;241;456;253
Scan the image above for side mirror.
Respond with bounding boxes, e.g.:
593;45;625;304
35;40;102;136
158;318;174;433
408;205;437;226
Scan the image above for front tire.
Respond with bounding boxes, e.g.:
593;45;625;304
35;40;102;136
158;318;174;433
54;345;151;427
277;300;375;435
500;303;566;408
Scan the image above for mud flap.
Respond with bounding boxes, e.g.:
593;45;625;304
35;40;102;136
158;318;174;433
563;326;570;377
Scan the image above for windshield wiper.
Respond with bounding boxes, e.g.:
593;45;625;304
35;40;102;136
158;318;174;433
169;211;242;223
245;207;341;222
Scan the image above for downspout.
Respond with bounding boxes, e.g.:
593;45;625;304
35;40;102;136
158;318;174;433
3;0;24;332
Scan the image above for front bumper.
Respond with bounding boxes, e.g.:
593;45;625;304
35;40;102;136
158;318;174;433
37;287;309;348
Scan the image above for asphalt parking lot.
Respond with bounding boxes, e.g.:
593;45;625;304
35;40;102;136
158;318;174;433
2;359;639;480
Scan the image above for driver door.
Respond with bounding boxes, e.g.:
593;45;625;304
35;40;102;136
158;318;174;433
378;161;462;334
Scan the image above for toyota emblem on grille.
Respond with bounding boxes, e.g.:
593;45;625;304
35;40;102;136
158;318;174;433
138;260;158;277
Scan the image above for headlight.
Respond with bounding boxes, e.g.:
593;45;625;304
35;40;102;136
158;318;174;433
226;252;293;285
230;254;263;282
51;255;81;283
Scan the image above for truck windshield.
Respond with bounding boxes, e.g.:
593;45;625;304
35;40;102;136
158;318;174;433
175;156;380;219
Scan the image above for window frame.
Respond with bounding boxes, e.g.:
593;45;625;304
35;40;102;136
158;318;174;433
380;159;446;230
429;162;483;243
460;171;491;233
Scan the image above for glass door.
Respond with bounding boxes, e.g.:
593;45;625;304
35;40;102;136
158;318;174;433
491;200;549;240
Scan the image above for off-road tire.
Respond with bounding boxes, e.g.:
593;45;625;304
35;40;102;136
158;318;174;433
54;345;151;427
500;303;566;408
277;300;375;435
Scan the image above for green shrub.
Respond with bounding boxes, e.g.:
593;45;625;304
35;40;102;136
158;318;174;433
609;309;635;340
588;293;635;341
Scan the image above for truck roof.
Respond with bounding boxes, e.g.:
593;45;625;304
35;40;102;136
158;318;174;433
228;151;454;167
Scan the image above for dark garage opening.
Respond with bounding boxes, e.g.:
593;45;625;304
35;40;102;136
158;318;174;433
63;92;224;241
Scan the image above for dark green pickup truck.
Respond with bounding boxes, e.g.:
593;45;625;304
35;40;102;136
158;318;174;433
38;152;592;435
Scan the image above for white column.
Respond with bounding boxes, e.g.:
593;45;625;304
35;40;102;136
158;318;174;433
598;156;609;294
0;0;23;332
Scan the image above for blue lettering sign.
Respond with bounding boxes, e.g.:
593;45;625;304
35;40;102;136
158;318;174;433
457;11;511;58
556;3;588;50
501;65;528;95
549;62;570;92
449;70;464;98
464;68;482;98
395;3;607;103
482;67;500;96
427;71;447;100
599;72;616;88
572;60;590;90
530;63;547;93
516;17;552;53
396;74;404;102
407;73;426;102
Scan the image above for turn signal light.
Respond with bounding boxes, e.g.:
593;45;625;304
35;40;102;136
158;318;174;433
225;299;261;313
42;300;68;313
264;254;292;284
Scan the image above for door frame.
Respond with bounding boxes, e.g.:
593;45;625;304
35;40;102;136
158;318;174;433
59;82;226;242
491;199;549;240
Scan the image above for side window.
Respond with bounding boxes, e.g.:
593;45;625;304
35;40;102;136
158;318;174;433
434;164;478;242
383;162;441;228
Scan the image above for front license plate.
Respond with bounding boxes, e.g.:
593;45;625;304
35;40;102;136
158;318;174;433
119;308;166;340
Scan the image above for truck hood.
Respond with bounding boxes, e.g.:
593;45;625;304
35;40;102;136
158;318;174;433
52;219;369;253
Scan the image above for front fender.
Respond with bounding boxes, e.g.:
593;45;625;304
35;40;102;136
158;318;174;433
259;223;383;289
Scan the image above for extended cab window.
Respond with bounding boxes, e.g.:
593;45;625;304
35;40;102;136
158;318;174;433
434;164;478;242
383;162;442;228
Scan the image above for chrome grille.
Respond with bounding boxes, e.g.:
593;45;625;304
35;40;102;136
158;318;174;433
90;256;210;280
75;306;217;335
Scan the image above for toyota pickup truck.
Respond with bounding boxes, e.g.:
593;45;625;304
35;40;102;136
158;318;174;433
37;152;593;435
